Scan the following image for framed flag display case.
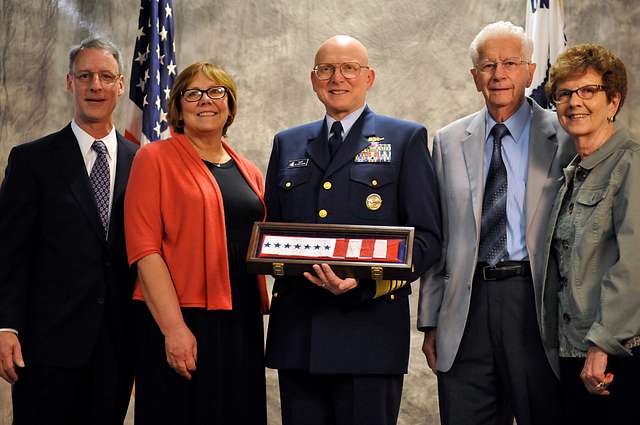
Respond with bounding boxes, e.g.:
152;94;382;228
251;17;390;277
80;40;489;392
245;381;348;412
246;222;415;280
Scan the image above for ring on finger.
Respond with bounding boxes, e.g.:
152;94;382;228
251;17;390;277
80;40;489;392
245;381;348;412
595;381;607;390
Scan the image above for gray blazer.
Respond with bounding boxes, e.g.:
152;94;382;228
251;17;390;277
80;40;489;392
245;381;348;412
417;98;574;376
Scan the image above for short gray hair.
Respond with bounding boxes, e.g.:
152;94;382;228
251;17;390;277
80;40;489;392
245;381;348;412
68;36;123;74
469;21;533;66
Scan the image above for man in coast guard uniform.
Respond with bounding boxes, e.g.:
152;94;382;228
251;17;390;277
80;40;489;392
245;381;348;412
264;35;442;425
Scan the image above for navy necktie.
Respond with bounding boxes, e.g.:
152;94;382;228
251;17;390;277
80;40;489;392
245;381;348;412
90;140;110;238
328;121;343;158
478;124;509;266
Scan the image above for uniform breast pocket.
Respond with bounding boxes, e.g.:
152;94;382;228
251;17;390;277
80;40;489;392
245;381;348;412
348;165;397;222
574;186;609;242
278;167;313;220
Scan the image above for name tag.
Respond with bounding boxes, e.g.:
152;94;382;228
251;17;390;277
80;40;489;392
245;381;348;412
355;144;391;163
287;158;309;168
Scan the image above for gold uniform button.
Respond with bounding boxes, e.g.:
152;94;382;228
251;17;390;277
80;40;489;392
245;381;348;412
390;294;396;300
323;181;332;190
284;181;292;189
318;209;328;218
371;179;378;187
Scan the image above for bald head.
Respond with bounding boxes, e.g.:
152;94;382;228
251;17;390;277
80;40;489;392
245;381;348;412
311;35;375;120
314;35;369;66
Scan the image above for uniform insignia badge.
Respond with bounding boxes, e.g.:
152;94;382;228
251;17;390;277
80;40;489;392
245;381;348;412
354;141;391;163
287;158;309;168
366;193;383;211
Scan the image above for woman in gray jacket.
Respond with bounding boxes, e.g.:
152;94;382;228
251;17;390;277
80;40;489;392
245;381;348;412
543;44;639;425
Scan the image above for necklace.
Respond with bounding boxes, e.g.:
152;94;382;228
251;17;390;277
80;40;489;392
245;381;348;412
205;158;233;168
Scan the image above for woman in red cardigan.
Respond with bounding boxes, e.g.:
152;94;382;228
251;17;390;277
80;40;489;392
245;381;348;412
125;62;269;424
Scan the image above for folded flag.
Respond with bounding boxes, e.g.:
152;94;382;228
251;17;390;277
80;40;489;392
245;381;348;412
258;235;405;263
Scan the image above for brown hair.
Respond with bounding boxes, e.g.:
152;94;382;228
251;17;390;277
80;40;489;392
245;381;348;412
546;44;627;120
167;62;238;135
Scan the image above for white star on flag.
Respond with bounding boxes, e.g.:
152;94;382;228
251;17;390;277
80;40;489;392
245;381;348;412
125;0;178;145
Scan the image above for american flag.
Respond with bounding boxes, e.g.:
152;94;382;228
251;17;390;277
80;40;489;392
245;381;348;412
125;0;178;145
258;236;406;263
525;0;566;108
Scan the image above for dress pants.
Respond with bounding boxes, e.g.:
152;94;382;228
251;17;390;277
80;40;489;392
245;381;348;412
437;274;560;425
12;320;133;425
278;369;403;425
560;349;640;425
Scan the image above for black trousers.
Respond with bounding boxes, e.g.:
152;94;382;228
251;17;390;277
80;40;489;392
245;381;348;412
437;274;561;425
278;369;403;425
560;351;640;425
12;321;133;425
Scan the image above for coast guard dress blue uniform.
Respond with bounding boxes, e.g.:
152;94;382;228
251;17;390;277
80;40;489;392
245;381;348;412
264;106;442;424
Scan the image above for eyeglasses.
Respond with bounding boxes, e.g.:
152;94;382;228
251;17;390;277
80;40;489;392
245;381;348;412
71;71;121;86
182;86;227;102
313;62;370;80
551;84;607;104
476;58;530;73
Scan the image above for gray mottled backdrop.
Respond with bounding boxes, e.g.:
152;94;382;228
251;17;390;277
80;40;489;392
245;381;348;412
0;1;638;424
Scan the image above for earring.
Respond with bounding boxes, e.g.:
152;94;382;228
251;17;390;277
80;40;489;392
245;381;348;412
607;116;613;123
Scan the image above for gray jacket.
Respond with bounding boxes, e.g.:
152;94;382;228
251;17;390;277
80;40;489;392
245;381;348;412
541;129;640;357
418;99;575;376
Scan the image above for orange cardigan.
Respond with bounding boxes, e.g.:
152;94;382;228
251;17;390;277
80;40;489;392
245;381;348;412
124;134;269;313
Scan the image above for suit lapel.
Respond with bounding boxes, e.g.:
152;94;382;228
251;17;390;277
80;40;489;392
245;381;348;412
54;124;106;242
305;121;330;171
461;111;486;237
325;107;373;177
112;134;132;206
108;133;135;242
526;101;559;230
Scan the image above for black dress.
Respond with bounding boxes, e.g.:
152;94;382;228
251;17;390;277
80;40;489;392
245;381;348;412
134;158;266;425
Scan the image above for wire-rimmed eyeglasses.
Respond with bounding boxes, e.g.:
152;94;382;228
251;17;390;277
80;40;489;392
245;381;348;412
312;62;370;80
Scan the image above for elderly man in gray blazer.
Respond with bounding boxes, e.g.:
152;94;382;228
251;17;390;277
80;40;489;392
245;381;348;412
418;21;575;425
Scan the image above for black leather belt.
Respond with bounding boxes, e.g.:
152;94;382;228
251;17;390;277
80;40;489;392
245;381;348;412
475;261;531;281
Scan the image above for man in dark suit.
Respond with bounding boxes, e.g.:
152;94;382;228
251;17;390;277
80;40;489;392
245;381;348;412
264;35;441;425
0;37;137;425
417;21;574;425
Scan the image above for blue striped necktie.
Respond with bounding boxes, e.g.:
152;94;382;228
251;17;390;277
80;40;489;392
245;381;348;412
478;124;509;266
90;140;110;238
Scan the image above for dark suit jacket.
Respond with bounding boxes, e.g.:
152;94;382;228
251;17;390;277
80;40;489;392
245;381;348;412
0;123;137;368
264;107;441;374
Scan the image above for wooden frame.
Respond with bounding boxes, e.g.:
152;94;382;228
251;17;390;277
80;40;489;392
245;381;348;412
246;222;415;280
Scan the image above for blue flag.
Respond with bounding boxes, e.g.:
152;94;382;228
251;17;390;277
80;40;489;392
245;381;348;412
125;0;178;145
